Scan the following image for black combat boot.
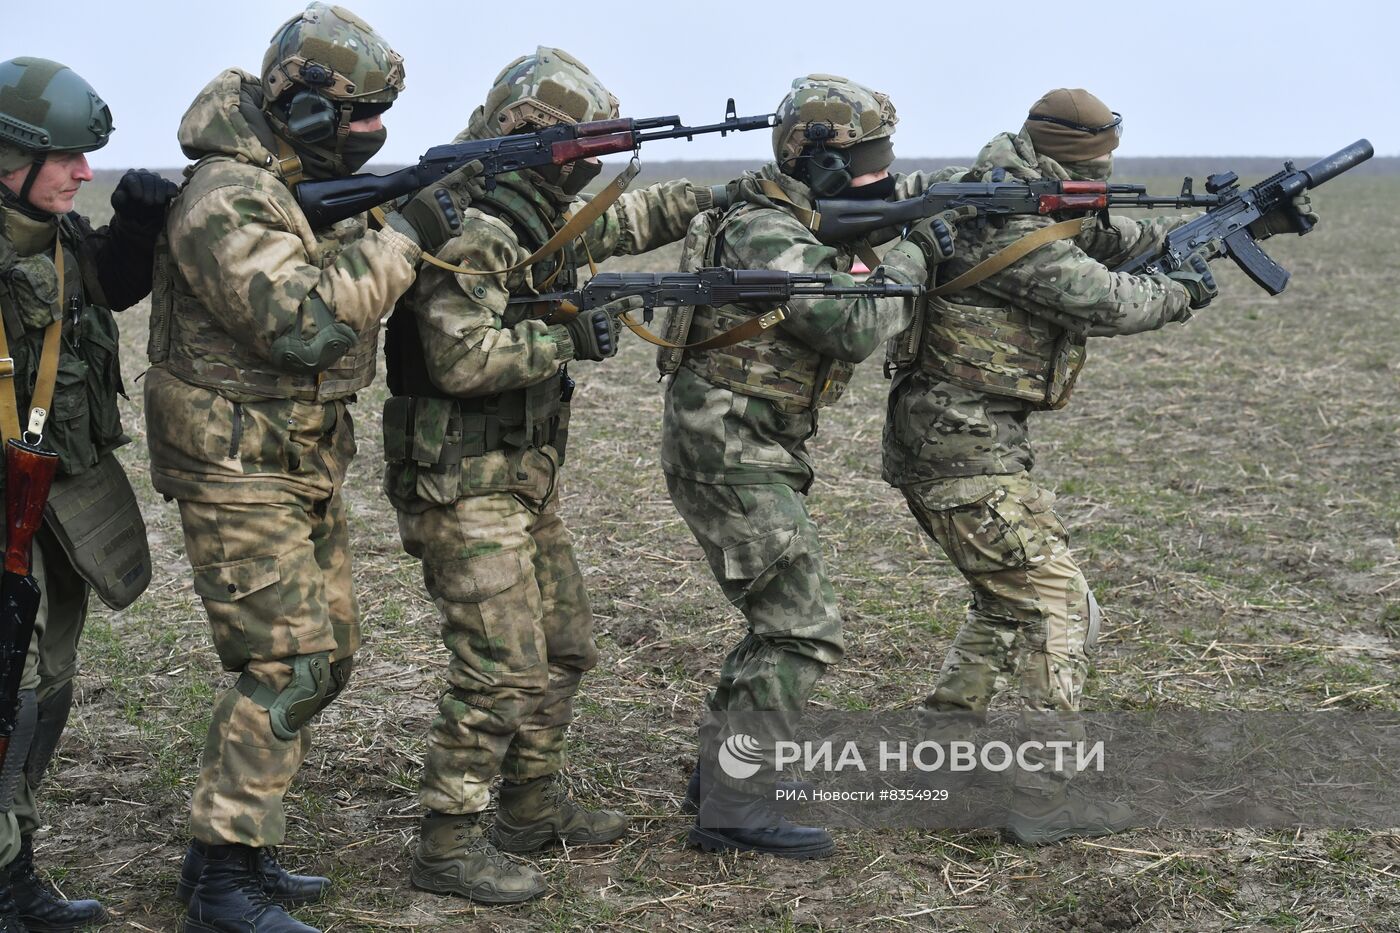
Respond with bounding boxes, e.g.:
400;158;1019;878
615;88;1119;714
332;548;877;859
9;836;104;932
177;840;328;907
183;844;319;933
681;767;813;815
0;874;27;933
688;784;834;859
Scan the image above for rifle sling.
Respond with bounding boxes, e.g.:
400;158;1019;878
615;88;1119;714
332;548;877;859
931;216;1088;296
411;159;640;280
0;241;65;445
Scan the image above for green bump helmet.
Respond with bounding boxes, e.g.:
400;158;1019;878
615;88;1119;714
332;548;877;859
0;57;113;173
771;74;897;168
261;3;405;110
467;46;619;141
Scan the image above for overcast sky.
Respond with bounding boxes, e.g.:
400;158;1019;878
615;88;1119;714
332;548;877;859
10;0;1395;170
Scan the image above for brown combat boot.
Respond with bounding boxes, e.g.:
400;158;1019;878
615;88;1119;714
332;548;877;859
493;775;628;853
410;811;545;905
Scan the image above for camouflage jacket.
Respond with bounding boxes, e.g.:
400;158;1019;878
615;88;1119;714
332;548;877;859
146;69;420;504
882;131;1197;487
659;163;955;490
382;170;711;511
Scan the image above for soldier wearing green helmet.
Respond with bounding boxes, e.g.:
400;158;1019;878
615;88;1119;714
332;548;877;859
0;55;173;933
143;5;481;933
657;73;965;858
380;46;720;904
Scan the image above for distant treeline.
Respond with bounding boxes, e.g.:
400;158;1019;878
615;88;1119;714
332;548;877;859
92;154;1398;192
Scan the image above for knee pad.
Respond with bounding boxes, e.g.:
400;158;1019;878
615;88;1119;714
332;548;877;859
236;652;332;741
24;681;74;788
322;656;354;709
0;690;37;813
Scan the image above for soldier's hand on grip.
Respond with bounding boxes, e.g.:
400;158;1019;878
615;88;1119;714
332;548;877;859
903;207;976;266
111;169;179;229
552;309;621;362
1248;192;1319;240
386;160;484;253
1166;241;1221;310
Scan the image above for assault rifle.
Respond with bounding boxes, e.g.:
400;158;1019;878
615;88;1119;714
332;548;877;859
296;99;775;228
813;179;1225;244
1113;139;1373;293
510;267;921;325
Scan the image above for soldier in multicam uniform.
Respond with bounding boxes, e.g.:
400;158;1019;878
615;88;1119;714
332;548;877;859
381;47;721;904
658;75;961;859
0;57;171;933
882;88;1315;844
145;6;480;932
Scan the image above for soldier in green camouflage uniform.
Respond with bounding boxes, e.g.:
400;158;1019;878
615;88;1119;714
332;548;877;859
0;57;171;933
382;47;719;904
659;75;962;859
145;7;481;932
882;89;1314;845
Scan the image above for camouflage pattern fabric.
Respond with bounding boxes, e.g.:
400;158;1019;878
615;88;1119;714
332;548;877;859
398;491;594;813
0;526;91;866
385;170;706;813
146;68;417;848
665;474;842;792
884;131;1199;792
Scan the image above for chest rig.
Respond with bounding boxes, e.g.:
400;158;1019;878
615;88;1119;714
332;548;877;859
384;177;579;462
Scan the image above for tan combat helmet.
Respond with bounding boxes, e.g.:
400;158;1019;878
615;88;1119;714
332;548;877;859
1024;88;1122;163
465;46;619;142
771;74;898;196
261;2;404;146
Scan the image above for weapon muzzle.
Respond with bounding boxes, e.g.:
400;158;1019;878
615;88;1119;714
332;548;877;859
1302;139;1373;188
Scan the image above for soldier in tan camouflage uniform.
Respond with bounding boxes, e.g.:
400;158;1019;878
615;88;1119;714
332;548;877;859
0;57;171;933
882;88;1315;845
145;6;481;932
381;47;721;904
658;75;963;859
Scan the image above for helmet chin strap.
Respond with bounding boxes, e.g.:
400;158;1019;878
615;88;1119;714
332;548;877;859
17;154;47;212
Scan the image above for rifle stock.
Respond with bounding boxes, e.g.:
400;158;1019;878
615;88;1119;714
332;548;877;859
4;439;58;577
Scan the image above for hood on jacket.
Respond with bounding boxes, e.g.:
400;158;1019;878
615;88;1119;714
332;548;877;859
726;161;816;213
177;69;280;168
966;130;1073;183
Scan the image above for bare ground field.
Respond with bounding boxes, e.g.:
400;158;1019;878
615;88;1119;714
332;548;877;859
45;173;1400;931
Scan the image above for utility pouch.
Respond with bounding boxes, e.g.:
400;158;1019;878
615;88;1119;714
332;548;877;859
383;395;465;506
656;207;725;377
43;453;151;609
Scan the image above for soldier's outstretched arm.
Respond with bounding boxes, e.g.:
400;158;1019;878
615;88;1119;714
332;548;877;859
1078;211;1202;267
168;176;421;366
580;180;718;259
723;208;927;363
407;212;578;396
77;169;180;311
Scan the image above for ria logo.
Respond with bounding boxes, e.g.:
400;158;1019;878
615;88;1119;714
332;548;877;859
717;733;765;780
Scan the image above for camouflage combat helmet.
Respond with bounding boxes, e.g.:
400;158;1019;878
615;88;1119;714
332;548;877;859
771;74;897;172
261;1;404;153
0;57;113;175
467;46;619;140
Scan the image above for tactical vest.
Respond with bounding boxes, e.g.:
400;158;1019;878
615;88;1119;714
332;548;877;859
896;290;1087;411
0;207;151;610
676;202;853;414
149;154;379;402
0;210;127;475
383;179;577;467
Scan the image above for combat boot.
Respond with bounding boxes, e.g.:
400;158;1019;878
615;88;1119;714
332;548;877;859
411;811;545;905
9;836;105;932
0;874;28;933
182;844;319;933
689;784;834;859
177;840;329;907
493;775;627;852
681;767;813;815
1001;786;1135;846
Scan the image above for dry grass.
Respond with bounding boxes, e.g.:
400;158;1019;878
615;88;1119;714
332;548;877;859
45;175;1400;930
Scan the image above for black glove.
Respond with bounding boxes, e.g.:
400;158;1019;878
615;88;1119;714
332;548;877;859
386;159;483;253
1166;242;1220;310
551;309;621;362
110;169;179;229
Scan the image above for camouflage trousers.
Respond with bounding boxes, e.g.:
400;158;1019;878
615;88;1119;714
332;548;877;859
175;492;358;847
900;471;1098;793
396;490;597;815
0;525;89;867
665;475;844;792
